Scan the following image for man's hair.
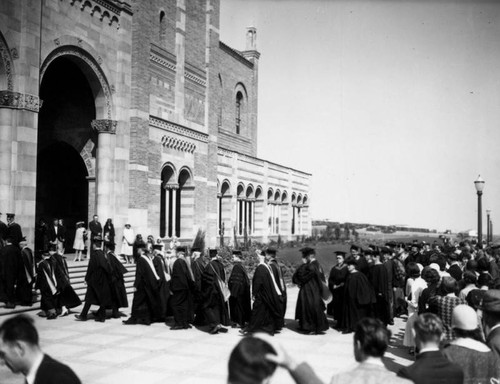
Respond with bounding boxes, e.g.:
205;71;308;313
463;270;477;285
406;262;421;279
228;337;277;384
478;273;492;288
466;260;478;272
477;257;490;273
0;315;39;346
413;313;443;343
440;276;458;294
354;318;391;358
422;267;440;284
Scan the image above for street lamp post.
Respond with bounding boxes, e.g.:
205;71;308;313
474;175;485;246
486;210;491;245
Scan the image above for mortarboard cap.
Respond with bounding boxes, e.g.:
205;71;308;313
345;256;358;266
153;244;163;251
350;245;360;252
209;249;218;258
176;246;187;253
334;250;347;256
265;247;277;255
300;247;315;257
191;247;201;253
232;250;242;256
6;213;15;219
481;289;500;313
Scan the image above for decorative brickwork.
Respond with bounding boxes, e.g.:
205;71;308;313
149;116;208;143
160;135;196;153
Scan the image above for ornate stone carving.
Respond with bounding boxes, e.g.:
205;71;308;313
63;0;128;29
0;91;42;112
10;48;18;60
150;116;209;143
97;55;102;65
163;182;179;190
54;38;60;46
40;47;113;119
91;119;117;134
160;135;196;154
185;71;206;87
77;38;83;47
0;34;13;91
150;51;176;72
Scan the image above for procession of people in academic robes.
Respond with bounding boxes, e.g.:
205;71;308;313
369;252;391;326
292;247;329;335
327;251;348;327
0;236;22;308
152;246;170;322
268;248;287;331
16;240;36;306
169;246;195;329
227;251;251;328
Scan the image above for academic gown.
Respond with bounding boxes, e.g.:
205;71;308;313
108;252;129;309
0;220;6;247
269;259;287;329
292;260;329;333
152;254;170;321
201;259;230;327
170;258;194;326
191;258;206;324
84;250;112;308
16;246;35;305
228;262;251;327
6;222;23;246
370;263;391;325
130;255;161;322
51;253;81;309
327;264;348;322
341;270;376;332
0;244;21;303
247;263;283;335
35;258;59;312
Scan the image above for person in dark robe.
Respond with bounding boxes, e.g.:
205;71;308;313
327;251;348;328
34;218;49;260
228;250;251;329
151;245;170;323
292;247;329;335
75;237;112;322
351;245;370;276
16;237;36;306
202;249;230;334
169;246;195;329
103;218;115;249
35;252;59;319
242;249;283;335
123;247;161;325
132;234;146;263
0;212;7;248
49;245;81;316
106;242;128;318
370;251;391;325
6;213;23;247
0;236;21;308
190;247;206;325
88;215;102;252
340;257;377;334
267;247;287;331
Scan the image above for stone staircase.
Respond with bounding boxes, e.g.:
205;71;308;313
0;256;137;317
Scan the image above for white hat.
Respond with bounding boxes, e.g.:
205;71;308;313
429;263;440;272
451;304;478;331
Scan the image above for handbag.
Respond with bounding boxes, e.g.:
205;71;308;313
321;280;333;304
210;264;231;302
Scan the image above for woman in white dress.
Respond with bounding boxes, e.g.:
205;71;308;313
73;221;87;262
120;223;134;264
403;262;426;354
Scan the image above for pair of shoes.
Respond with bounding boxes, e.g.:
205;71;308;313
122;318;137;325
94;317;105;323
170;325;184;330
74;314;87;321
209;326;219;335
218;326;228;333
60;309;69;317
47;313;58;320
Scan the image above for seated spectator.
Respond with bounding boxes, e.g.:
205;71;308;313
443;305;500;384
428;276;465;341
459;271;477;301
330;318;411;384
227;334;322;384
398;313;464;384
0;314;81;383
481;289;500;357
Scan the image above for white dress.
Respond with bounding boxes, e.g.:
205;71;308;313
73;227;86;251
120;227;134;256
403;276;427;346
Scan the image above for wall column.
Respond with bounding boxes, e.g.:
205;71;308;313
0;107;13;211
92;119;117;221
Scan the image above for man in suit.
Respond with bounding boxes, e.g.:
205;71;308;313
398;313;464;384
88;214;102;252
330;317;411;384
482;289;500;357
0;314;81;383
6;213;23;247
47;219;60;252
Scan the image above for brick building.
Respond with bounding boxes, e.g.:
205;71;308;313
0;0;311;248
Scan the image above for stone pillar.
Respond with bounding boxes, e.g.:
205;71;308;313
0;107;13;211
175;0;186;120
92;119;117;221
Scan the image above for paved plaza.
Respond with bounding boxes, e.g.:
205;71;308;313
1;287;413;384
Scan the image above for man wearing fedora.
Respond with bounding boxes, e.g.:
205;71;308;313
482;289;500;357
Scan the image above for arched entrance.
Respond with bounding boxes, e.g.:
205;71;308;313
36;55;97;251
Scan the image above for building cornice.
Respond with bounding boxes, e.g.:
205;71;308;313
150;116;209;143
219;41;254;69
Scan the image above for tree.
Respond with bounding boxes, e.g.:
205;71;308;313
344;225;350;240
335;225;341;240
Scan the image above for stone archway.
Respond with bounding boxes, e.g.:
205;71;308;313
36;47;114;250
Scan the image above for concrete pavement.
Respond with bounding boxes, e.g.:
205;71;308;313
1;287;413;384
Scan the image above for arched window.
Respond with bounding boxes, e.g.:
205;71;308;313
235;91;243;134
159;11;167;44
218;180;231;237
160;164;176;237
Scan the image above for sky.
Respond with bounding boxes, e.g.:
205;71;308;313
220;0;500;233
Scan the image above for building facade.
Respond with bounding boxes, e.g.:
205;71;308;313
0;0;311;248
